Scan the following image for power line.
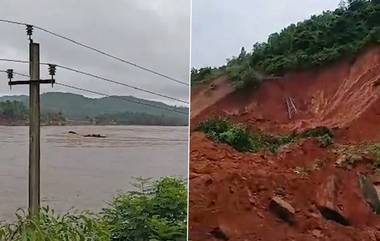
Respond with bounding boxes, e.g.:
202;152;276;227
0;68;188;115
0;69;29;77
0;58;29;64
0;19;189;87
0;58;189;104
55;82;188;115
0;19;26;26
55;64;189;104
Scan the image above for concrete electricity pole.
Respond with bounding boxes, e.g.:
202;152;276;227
7;25;56;216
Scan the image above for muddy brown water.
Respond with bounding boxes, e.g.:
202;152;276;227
0;125;188;221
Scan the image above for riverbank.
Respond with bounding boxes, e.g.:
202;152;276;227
0;125;188;220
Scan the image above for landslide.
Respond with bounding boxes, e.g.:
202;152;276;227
189;47;380;240
192;47;380;144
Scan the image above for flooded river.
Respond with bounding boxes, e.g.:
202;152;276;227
0;125;188;220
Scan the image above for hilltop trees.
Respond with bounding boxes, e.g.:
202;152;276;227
191;0;380;88
248;0;380;75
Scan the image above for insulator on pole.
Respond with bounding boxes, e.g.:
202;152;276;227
48;64;56;78
6;69;13;90
26;25;33;40
6;69;13;80
48;64;56;87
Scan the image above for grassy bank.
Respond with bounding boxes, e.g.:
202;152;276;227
0;177;187;241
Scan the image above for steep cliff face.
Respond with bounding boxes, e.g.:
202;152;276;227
192;47;380;143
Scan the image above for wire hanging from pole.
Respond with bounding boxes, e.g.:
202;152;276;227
0;19;189;87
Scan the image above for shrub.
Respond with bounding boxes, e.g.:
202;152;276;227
191;67;224;85
198;119;334;153
319;134;333;147
298;127;334;139
198;118;258;152
102;177;187;241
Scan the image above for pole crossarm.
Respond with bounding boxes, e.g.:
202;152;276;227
8;79;55;85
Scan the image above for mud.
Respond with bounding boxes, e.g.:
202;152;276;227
190;47;380;240
192;47;380;143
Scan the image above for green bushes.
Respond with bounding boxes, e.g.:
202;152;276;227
191;67;224;85
225;59;262;90
197;118;258;152
198;119;333;153
103;177;187;241
248;0;380;75
0;177;187;241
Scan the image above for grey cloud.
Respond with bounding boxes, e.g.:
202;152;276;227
192;0;341;68
0;0;190;106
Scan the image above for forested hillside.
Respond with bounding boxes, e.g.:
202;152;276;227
0;92;188;126
192;0;380;88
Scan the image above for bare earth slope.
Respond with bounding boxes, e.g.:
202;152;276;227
192;47;380;143
190;47;380;241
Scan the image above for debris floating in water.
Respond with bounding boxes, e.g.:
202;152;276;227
83;134;107;138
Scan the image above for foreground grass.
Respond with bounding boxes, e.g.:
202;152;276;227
198;118;333;153
0;177;187;241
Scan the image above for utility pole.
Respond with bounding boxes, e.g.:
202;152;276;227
6;25;56;216
29;40;40;216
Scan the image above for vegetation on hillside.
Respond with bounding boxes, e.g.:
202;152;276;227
191;67;224;85
191;0;380;88
0;100;27;120
0;177;186;241
198;118;333;153
0;93;188;126
0;100;66;125
94;112;187;126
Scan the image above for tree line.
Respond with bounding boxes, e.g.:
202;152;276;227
0;100;187;126
0;100;66;124
192;0;380;89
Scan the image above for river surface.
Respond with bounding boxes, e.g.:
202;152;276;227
0;125;188;221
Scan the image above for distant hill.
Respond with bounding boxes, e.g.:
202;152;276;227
0;92;188;126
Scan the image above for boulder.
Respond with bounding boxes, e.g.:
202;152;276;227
316;175;350;226
209;227;229;241
269;196;296;224
359;175;380;214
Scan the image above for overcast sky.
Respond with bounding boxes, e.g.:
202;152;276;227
192;0;341;68
0;0;190;106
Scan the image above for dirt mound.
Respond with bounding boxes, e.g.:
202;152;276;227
191;47;380;143
191;76;235;120
189;133;380;241
190;47;380;240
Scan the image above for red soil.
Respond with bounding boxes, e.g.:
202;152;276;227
191;76;234;120
192;47;380;143
189;47;380;240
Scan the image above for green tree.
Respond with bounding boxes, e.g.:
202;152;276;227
102;177;187;241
